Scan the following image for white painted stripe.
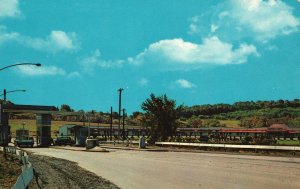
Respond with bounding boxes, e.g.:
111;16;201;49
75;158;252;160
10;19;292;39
155;142;300;151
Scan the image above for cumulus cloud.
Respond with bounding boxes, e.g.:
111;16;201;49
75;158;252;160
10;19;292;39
175;79;196;89
0;0;20;18
22;30;79;52
17;65;66;76
0;25;19;44
80;49;124;72
189;0;299;42
227;0;300;41
128;36;258;70
211;0;300;42
0;28;79;52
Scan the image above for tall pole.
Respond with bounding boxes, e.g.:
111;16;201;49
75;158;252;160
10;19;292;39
3;89;6;101
87;113;90;138
22;122;25;139
118;88;123;139
110;106;113;141
122;108;126;141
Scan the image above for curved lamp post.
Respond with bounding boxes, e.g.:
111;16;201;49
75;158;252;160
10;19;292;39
0;89;26;101
0;63;41;71
0;62;41;150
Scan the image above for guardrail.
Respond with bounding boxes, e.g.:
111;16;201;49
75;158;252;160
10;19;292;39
0;146;34;189
155;142;300;151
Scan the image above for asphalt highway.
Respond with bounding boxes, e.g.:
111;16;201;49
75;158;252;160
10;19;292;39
27;148;300;189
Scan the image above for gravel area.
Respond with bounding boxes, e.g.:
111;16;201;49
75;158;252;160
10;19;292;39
28;154;120;189
0;152;21;189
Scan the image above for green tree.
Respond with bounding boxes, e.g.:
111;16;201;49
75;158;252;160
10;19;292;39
187;115;202;128
60;104;73;112
141;94;181;143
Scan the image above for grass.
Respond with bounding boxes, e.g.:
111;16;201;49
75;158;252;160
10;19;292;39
277;140;300;146
219;120;240;128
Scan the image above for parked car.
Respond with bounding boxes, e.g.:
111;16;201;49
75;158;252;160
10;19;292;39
53;136;74;146
14;136;34;147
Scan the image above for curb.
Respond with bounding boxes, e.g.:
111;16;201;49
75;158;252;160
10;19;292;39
51;146;109;152
99;145;168;152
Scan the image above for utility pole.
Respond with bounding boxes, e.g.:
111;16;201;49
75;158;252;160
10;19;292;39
122;108;126;141
3;89;6;101
110;106;113;141
118;88;124;139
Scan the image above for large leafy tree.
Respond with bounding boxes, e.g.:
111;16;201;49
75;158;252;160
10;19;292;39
141;94;181;143
60;104;73;112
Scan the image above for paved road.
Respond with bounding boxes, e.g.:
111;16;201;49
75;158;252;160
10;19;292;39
27;148;300;189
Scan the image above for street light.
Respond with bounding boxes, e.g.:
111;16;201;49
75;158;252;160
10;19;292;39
0;62;41;150
0;89;26;101
0;63;41;71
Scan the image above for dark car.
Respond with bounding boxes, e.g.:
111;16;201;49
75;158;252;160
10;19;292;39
199;136;209;142
53;136;74;146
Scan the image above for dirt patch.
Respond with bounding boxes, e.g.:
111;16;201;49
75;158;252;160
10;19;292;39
28;154;120;189
0;152;22;189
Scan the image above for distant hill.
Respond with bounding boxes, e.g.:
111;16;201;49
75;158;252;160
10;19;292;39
179;99;300;128
180;99;300;118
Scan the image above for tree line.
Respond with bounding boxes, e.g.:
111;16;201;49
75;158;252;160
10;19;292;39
180;99;300;119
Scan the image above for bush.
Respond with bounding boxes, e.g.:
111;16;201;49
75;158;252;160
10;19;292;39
241;136;253;144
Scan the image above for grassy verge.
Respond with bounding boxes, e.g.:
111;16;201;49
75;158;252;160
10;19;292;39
0;152;21;189
219;120;240;128
277;140;300;146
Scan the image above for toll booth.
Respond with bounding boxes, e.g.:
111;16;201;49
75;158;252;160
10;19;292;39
1;102;84;147
0;103;57;147
36;114;52;146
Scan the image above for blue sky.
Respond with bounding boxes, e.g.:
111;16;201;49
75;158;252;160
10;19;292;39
0;0;299;114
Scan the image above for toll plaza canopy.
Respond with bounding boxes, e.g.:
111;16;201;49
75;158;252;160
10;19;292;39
0;102;84;146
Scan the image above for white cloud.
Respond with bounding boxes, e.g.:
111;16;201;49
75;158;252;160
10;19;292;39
23;30;79;52
138;78;148;86
0;28;79;52
210;24;218;33
217;0;300;42
17;65;66;76
0;0;20;18
188;16;200;34
67;71;81;78
175;79;196;89
80;49;124;72
218;11;229;19
128;36;258;70
0;25;19;44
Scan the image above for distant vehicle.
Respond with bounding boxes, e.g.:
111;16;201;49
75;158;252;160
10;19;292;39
14;136;34;147
53;136;74;146
14;128;34;147
199;136;209;142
